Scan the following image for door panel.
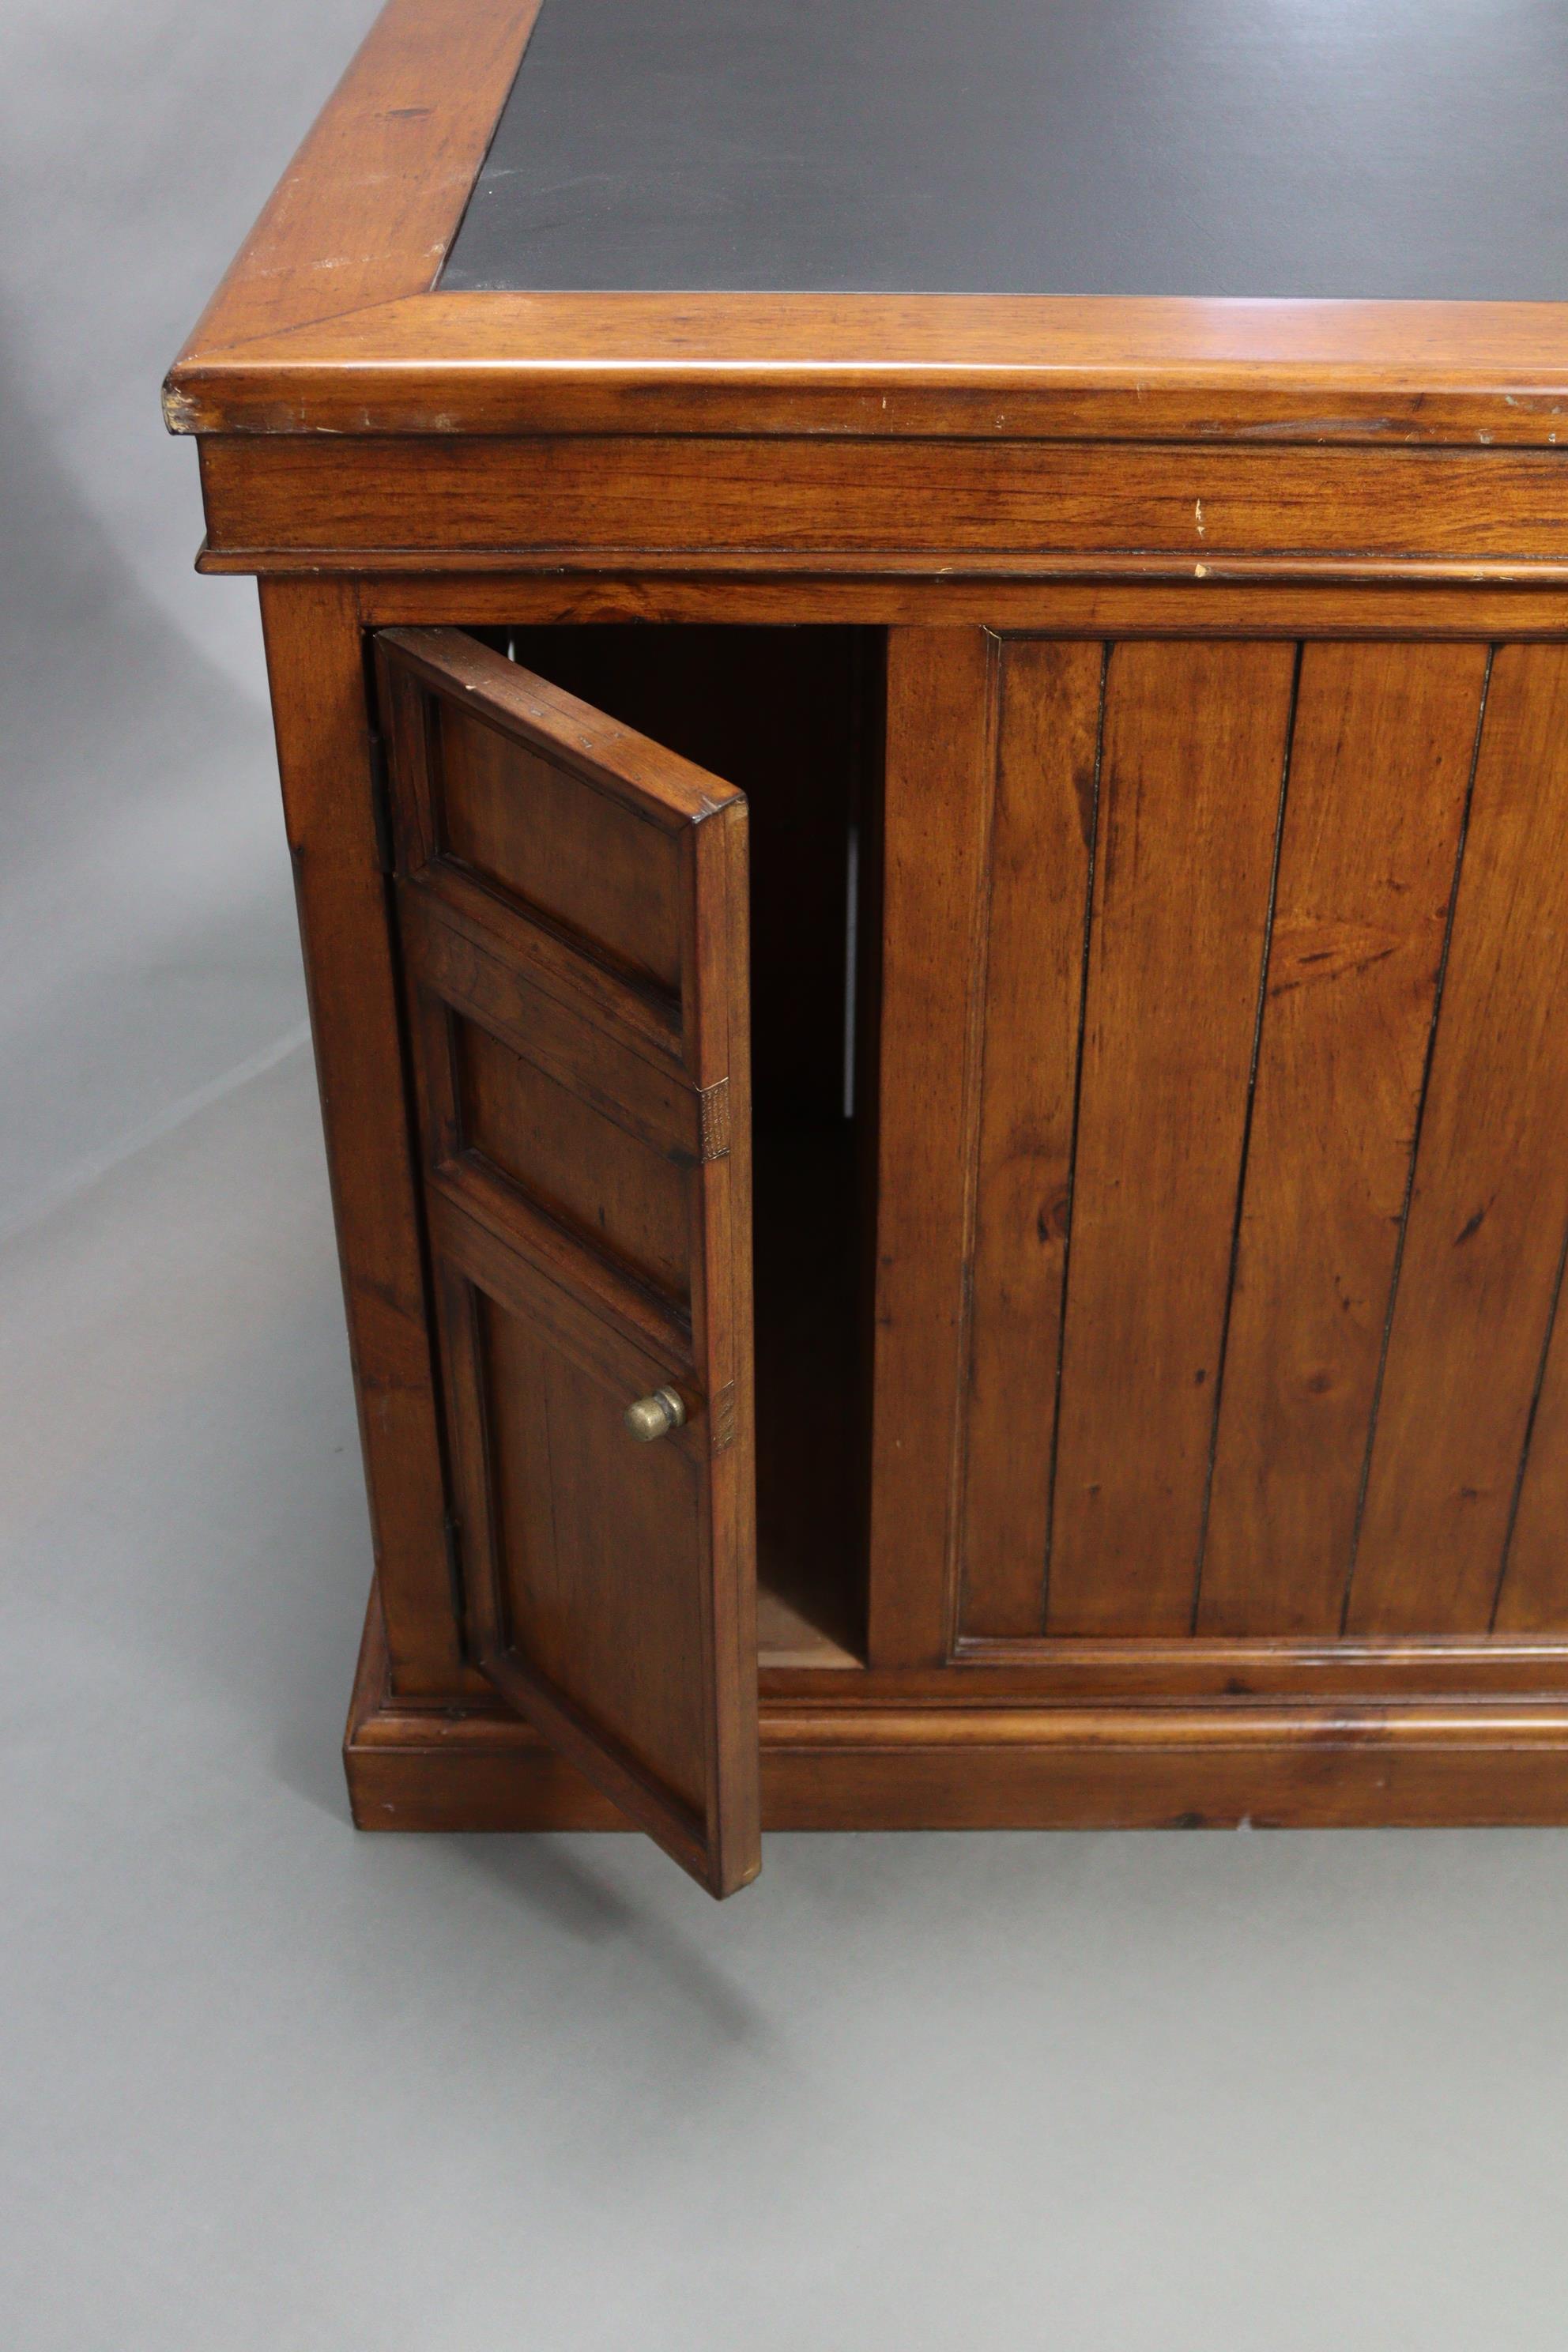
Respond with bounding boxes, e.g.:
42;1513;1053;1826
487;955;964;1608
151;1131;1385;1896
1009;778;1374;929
483;1302;711;1819
867;628;999;1666
1198;641;1487;1634
434;689;687;990
948;634;1568;1649
1348;646;1568;1634
454;1016;694;1306
959;639;1102;1638
375;627;759;1896
1044;639;1298;1637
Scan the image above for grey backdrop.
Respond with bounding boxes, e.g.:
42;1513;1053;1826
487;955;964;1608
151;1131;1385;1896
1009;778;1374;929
3;6;1568;2348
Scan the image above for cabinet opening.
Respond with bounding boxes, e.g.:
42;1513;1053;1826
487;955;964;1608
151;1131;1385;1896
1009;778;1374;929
479;624;884;1668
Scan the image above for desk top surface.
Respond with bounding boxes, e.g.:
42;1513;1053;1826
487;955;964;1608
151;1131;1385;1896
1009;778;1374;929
165;0;1568;447
443;0;1568;301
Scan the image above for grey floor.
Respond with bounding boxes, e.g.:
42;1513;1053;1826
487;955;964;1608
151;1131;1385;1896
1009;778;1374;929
6;2;1568;2345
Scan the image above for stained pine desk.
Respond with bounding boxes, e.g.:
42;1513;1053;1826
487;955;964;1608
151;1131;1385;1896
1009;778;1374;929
168;0;1568;1892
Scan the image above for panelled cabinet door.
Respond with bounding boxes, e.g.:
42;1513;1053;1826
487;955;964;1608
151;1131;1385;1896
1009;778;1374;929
372;628;760;1897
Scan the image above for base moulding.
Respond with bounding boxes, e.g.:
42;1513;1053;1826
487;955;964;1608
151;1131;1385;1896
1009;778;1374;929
345;1591;1568;1834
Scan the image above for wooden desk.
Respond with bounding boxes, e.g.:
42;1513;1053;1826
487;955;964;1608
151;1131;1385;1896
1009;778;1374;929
168;0;1568;1893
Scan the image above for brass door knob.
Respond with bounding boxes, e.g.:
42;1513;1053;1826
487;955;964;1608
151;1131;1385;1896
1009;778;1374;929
624;1387;686;1442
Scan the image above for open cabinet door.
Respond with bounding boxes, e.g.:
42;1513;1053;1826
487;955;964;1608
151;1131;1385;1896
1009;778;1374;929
372;628;760;1897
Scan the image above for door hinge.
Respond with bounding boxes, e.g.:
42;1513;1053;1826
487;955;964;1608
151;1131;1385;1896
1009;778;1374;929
368;731;396;876
697;1076;731;1160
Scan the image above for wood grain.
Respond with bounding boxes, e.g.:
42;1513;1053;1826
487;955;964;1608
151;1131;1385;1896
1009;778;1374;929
172;262;1568;452
1045;640;1297;1636
1197;641;1487;1634
1494;1268;1568;1631
1348;646;1568;1633
352;569;1568;642
481;1302;708;1809
454;1018;693;1304
404;859;684;1067
397;887;695;1156
436;710;684;993
258;579;462;1695
345;1594;1568;1833
959;639;1102;1638
197;435;1568;569
172;0;541;356
866;630;997;1667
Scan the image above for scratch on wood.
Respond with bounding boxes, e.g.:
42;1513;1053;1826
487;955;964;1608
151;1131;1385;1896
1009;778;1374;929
1232;416;1403;439
161;383;200;435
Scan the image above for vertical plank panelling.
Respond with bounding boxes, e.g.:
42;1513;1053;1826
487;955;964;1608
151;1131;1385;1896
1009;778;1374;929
1348;646;1568;1634
1044;639;1297;1638
959;639;1103;1638
868;629;998;1666
1494;1262;1568;1631
1197;642;1487;1634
